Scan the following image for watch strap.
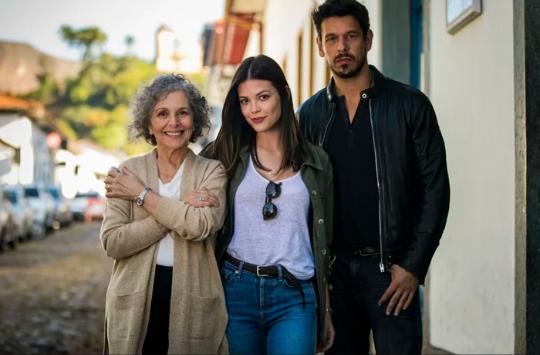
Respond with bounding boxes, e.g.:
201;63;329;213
136;187;151;206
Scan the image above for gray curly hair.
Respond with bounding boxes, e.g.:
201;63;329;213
129;73;211;145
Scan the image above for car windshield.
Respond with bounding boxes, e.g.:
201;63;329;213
47;188;60;198
4;191;17;203
24;188;39;198
75;192;99;198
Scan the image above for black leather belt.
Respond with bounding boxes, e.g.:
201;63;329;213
336;245;380;257
224;254;307;307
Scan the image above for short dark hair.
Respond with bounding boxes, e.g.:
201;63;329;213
213;55;306;177
312;0;371;38
130;73;210;145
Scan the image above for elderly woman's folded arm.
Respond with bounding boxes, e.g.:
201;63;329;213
149;163;227;241
100;197;164;259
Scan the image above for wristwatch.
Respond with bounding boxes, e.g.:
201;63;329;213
135;187;151;206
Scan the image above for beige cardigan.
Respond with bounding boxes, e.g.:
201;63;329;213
100;149;228;354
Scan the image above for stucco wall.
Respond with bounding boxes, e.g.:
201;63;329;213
428;1;515;353
0;113;51;185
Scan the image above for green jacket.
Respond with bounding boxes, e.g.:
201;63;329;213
201;141;333;340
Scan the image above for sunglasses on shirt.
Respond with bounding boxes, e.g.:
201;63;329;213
262;181;282;220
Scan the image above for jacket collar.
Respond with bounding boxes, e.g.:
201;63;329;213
326;64;387;102
302;143;324;171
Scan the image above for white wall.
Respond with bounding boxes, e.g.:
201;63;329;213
428;1;515;353
361;0;381;68
0;113;51;185
0;114;31;184
264;0;313;106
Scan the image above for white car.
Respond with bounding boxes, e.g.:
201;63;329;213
23;185;55;238
3;185;33;241
46;185;73;228
70;191;106;222
0;186;16;251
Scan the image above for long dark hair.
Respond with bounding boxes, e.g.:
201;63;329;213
214;54;306;177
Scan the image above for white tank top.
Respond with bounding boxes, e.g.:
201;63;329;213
156;163;184;266
227;156;314;279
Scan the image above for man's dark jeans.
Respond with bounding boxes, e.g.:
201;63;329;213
327;253;422;355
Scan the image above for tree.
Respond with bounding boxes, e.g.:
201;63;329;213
59;25;107;61
25;73;59;103
58;52;157;152
47;26;159;154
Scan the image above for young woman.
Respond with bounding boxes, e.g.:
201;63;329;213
203;55;335;354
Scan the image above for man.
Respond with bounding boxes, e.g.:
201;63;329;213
297;0;450;354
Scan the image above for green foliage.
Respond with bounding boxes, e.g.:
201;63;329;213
186;71;207;96
26;73;60;103
56;119;78;140
59;25;107;61
123;140;153;157
91;123;127;150
53;25;159;155
104;57;157;105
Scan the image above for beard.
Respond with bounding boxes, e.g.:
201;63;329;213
330;52;367;79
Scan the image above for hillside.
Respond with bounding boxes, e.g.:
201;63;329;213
0;41;81;95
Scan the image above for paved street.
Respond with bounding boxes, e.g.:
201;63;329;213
0;221;449;354
0;222;111;354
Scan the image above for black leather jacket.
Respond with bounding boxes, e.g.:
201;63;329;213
297;65;450;282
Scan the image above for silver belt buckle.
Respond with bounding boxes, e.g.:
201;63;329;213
256;266;268;277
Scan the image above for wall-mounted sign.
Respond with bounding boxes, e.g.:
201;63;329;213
446;0;482;35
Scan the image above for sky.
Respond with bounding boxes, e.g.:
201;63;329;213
0;0;224;62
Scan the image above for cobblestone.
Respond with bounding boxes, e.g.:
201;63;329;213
0;222;111;355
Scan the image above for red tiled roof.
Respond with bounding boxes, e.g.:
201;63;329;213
0;95;43;112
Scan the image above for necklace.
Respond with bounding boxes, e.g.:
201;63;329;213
263;168;280;176
251;145;282;177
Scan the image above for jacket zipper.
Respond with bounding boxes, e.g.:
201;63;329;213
320;102;336;148
368;99;386;273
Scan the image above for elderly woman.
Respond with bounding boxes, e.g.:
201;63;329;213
100;74;228;354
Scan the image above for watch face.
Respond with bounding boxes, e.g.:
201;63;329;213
135;187;149;206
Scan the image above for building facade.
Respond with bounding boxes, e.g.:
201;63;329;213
0;98;53;185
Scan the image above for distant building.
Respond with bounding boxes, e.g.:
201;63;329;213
155;25;202;74
61;139;122;198
200;3;264;106
0;95;53;185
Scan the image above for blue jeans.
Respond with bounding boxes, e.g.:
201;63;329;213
221;261;317;355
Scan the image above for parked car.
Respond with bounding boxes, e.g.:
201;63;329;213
46;185;73;228
0;185;16;251
70;191;106;221
3;185;33;241
23;185;55;237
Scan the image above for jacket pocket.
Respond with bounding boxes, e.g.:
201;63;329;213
184;293;226;340
112;289;145;310
107;289;146;342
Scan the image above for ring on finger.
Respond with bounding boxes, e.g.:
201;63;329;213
198;196;205;201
